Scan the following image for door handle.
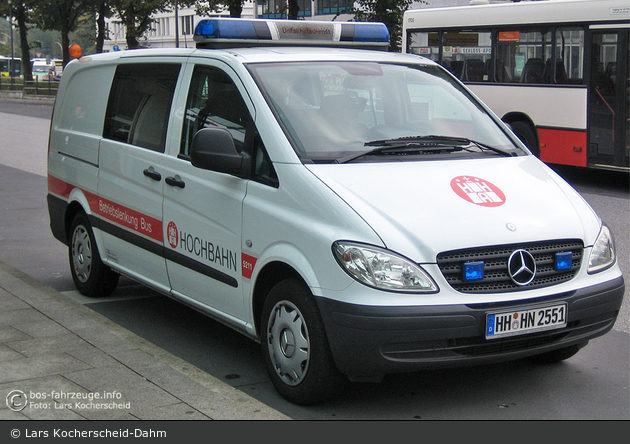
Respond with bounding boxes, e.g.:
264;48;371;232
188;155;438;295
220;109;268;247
143;168;162;181
165;176;185;189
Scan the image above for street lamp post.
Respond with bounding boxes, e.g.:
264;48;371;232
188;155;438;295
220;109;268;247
174;1;179;48
8;0;15;90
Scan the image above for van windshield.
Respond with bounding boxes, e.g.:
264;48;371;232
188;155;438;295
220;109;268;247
248;62;525;163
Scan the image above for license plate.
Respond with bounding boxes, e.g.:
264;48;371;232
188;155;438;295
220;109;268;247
486;303;567;339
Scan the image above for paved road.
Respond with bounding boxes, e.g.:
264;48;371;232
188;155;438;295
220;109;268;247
1;101;627;419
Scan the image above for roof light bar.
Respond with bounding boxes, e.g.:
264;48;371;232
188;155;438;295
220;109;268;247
194;19;390;50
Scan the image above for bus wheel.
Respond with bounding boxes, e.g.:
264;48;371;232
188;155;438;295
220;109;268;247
261;278;347;405
69;212;119;297
509;121;539;157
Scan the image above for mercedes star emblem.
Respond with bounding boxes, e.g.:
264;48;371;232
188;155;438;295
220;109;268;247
508;249;536;286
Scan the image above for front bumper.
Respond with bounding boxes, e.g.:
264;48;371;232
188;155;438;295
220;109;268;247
316;276;624;381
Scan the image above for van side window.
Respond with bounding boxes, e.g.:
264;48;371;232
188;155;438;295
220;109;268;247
103;63;181;152
58;65;115;135
181;65;278;187
181;66;250;156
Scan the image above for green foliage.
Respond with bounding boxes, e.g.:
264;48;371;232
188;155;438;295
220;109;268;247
354;0;423;52
110;0;170;48
30;0;91;66
195;0;243;18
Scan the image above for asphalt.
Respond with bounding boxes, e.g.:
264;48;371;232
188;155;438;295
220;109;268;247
0;259;289;420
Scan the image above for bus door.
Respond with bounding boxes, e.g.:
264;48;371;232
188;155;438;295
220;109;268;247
588;29;629;170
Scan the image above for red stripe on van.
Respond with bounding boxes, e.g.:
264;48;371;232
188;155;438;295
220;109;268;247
48;174;73;198
241;253;257;279
48;175;164;243
85;192;164;243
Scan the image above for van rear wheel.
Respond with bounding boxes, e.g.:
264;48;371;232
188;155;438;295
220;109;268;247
261;278;347;405
69;212;119;297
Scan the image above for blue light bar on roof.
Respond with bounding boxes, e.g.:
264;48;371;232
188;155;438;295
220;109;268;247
194;19;390;50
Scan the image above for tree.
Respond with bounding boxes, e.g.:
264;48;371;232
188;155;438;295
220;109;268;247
12;1;34;80
288;0;299;19
86;0;113;53
354;0;422;52
31;0;90;67
195;0;243;18
111;0;171;49
0;1;35;80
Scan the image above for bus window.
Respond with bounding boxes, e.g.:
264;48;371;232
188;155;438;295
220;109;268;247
442;31;491;82
408;32;439;62
495;29;552;83
556;28;584;84
408;30;491;81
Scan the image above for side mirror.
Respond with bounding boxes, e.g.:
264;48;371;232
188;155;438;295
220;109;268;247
190;128;251;178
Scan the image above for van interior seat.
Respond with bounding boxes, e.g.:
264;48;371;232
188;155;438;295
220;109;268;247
129;87;172;151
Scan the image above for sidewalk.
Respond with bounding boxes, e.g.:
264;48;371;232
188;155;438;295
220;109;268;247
0;260;289;420
0;90;56;105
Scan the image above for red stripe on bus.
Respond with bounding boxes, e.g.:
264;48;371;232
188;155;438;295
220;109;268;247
538;128;587;168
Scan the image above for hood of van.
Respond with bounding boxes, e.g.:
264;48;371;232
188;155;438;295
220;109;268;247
306;157;600;263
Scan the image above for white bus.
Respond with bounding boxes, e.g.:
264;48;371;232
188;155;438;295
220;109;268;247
403;0;629;171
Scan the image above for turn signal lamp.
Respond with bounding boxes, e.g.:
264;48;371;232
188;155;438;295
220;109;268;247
69;44;83;59
194;19;389;50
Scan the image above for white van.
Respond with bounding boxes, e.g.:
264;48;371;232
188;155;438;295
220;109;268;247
47;19;624;405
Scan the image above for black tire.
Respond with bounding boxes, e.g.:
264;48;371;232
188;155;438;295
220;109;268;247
529;344;582;364
68;212;119;297
260;278;347;405
509;120;539;157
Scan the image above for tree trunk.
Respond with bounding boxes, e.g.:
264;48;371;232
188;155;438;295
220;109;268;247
288;0;300;19
96;3;107;53
126;34;140;49
228;1;243;18
61;25;71;68
15;5;33;81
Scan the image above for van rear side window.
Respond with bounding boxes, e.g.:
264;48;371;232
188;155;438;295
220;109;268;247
103;63;181;152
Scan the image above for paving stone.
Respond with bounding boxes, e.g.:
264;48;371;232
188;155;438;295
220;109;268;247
0;353;93;384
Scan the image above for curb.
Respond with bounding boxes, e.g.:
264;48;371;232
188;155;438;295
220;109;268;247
0;260;290;420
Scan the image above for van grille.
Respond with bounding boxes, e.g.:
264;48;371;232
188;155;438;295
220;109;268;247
437;240;583;293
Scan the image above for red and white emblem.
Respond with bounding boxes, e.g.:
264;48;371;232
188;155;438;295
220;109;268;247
451;176;506;207
167;221;179;249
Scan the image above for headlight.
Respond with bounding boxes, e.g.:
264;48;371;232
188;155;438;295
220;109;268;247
588;224;616;274
332;241;438;293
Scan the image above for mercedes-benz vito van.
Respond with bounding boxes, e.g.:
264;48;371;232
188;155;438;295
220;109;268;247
47;19;624;405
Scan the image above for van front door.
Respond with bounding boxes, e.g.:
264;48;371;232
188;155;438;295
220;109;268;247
162;63;250;322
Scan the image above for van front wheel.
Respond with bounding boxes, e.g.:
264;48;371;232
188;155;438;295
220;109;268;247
69;213;119;297
261;278;347;405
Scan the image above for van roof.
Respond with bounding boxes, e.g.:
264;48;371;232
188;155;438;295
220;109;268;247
73;45;436;67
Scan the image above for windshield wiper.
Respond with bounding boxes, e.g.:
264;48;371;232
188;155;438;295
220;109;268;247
336;135;516;164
